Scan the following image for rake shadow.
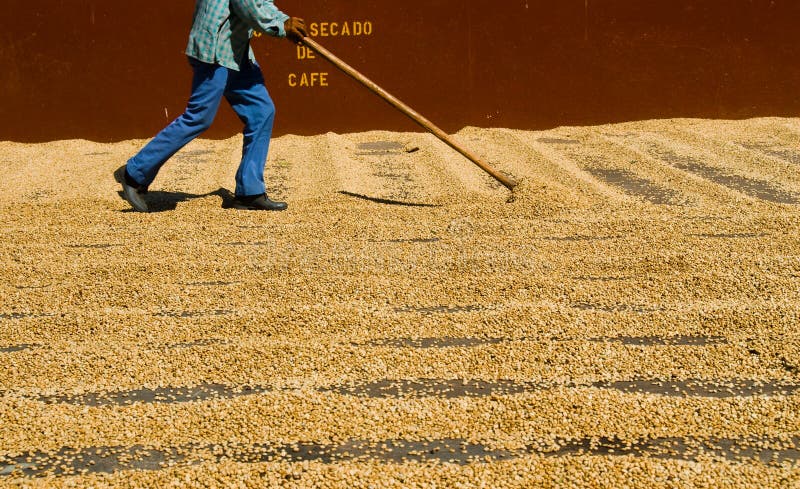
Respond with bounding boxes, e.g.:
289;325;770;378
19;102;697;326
338;191;440;208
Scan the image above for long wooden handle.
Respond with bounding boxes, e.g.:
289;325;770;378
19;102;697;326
302;37;518;191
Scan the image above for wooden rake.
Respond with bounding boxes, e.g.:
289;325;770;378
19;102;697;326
302;37;518;192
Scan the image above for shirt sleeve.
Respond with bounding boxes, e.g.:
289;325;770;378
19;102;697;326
231;0;290;37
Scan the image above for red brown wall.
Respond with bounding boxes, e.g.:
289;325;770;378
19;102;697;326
1;1;798;142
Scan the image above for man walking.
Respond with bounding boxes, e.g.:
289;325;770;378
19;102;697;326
116;0;308;212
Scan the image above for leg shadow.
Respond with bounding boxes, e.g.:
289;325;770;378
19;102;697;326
117;188;236;212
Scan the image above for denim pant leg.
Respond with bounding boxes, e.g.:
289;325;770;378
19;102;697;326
224;61;276;197
127;59;229;187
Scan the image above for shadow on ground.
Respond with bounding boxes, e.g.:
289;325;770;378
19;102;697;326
117;188;236;212
338;191;440;208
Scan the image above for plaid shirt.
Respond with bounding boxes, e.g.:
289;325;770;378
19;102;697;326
186;0;289;71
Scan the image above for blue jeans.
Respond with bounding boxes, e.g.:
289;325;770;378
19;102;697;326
127;57;276;197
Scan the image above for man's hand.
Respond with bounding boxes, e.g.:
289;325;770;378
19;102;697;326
284;17;308;43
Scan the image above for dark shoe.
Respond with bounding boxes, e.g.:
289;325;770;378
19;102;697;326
114;165;149;213
233;194;288;211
